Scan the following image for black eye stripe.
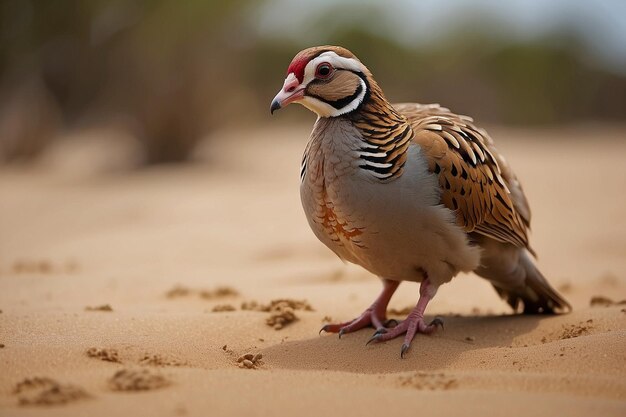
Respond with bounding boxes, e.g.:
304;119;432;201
305;69;370;113
309;82;364;110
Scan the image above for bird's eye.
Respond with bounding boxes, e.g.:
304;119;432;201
315;63;333;79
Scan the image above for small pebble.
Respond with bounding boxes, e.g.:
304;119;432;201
253;353;263;362
242;359;254;368
465;336;475;342
0;344;5;348
243;353;254;361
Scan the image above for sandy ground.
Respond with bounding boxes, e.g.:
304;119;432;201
1;124;625;416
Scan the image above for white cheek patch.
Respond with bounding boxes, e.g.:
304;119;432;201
300;96;336;118
301;77;366;117
299;52;368;118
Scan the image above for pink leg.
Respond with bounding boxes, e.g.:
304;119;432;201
367;278;443;358
320;279;400;337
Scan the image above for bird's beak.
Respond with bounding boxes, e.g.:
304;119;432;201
270;73;305;114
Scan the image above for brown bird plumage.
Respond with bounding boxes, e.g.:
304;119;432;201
399;104;530;248
271;45;570;357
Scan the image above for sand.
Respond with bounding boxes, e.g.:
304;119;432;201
1;124;625;416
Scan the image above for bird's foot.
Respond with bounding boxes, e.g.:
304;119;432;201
366;314;444;358
319;307;392;337
319;279;400;338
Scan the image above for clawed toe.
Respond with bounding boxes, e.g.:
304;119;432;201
364;315;444;358
366;333;381;346
400;343;410;358
321;279;441;358
365;328;387;345
429;317;444;330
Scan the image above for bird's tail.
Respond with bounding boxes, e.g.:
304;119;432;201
491;250;571;314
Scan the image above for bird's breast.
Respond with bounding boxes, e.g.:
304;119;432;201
299;120;477;282
299;120;371;260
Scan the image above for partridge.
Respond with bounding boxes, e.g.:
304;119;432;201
270;45;570;357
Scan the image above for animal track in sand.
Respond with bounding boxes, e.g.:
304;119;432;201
85;304;113;312
398;372;459;390
86;346;187;367
13;377;90;406
590;295;626;307
139;353;187;367
166;285;239;300
212;304;236;312
11;259;79;275
108;368;170;391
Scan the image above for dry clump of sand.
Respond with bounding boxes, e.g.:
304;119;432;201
240;299;314;312
236;353;264;369
13;377;90;406
86;347;121;363
559;320;594;340
266;306;296;330
241;299;314;329
540;319;595;343
208;298;314;329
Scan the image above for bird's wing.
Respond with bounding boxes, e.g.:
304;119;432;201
395;103;531;248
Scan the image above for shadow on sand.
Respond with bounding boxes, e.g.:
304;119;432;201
261;314;550;373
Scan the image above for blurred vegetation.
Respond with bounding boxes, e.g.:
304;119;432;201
0;1;624;164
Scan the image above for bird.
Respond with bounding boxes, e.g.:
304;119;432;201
270;45;570;358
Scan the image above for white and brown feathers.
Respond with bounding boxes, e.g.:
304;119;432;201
272;45;570;314
350;78;531;251
397;104;531;250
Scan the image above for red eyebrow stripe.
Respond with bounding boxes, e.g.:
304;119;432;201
286;57;309;83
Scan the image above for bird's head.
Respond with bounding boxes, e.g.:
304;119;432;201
270;46;372;118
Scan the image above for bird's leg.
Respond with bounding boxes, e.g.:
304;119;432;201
320;279;400;337
367;278;443;358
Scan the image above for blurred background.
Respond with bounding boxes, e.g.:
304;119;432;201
1;0;624;165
